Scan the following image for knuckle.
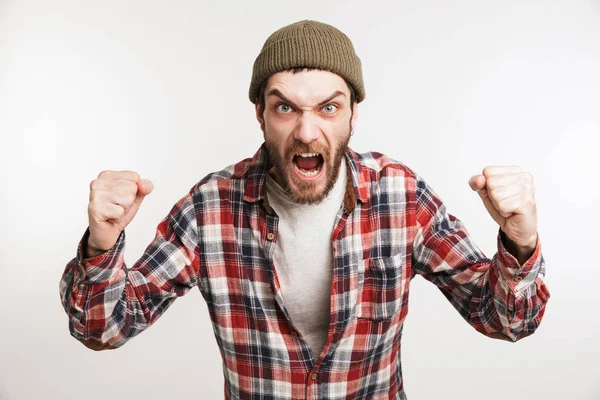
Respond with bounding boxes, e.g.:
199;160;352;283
496;197;508;210
121;170;140;182
127;180;139;193
117;192;135;207
89;188;101;202
115;205;125;217
524;183;533;193
98;170;112;179
116;179;137;193
111;194;125;207
88;199;101;214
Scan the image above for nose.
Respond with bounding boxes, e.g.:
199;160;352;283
293;112;322;144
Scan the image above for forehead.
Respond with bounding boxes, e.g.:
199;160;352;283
265;69;350;104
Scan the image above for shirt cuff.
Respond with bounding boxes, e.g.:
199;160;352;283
74;227;126;284
496;228;543;293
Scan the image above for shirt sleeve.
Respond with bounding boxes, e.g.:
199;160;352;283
58;190;200;350
411;174;550;342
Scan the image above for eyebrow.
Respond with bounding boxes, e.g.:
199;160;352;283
266;89;347;108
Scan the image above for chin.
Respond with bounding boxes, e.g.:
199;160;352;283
287;174;330;204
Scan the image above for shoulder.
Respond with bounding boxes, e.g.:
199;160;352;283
352;151;445;222
351;150;419;181
186;156;253;198
354;151;437;200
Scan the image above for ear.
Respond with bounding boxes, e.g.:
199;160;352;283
255;102;265;132
350;102;358;131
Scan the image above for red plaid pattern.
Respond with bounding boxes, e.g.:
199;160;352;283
59;143;550;399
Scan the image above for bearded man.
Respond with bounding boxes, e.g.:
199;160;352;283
60;19;550;400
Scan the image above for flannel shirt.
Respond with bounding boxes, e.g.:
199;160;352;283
59;143;550;400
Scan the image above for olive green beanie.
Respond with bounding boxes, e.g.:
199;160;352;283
248;19;365;104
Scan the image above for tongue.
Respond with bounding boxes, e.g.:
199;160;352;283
295;156;321;171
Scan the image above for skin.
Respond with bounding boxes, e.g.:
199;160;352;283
253;69;538;263
87;170;153;255
469;166;539;264
85;69;538;266
255;69;358;204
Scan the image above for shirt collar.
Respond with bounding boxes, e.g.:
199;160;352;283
243;142;369;213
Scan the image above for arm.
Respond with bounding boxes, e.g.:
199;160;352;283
58;191;200;350
411;175;550;342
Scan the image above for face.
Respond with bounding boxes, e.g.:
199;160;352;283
255;69;358;204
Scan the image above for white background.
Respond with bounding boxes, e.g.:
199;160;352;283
1;0;599;399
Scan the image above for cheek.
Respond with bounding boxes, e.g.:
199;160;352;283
265;121;296;145
264;128;293;159
265;129;291;148
324;122;351;145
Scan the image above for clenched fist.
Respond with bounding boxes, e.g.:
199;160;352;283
468;165;538;253
87;170;154;257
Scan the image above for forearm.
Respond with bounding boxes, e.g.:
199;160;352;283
413;174;550;342
59;231;132;349
61;244;168;349
486;229;550;340
60;200;201;349
414;213;550;341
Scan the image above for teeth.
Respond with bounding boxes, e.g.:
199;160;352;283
296;153;320;158
294;163;320;177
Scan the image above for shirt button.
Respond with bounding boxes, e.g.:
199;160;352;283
267;232;275;240
311;373;317;381
513;276;524;282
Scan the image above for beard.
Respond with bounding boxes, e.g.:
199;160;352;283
265;129;351;205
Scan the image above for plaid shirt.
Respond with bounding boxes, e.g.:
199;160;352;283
59;143;550;400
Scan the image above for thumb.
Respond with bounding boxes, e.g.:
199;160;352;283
468;174;506;227
137;179;154;197
128;179;153;215
468;175;485;192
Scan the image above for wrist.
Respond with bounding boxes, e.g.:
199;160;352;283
520;232;538;250
85;237;109;258
502;231;537;265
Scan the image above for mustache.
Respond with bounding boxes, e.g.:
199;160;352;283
284;140;329;158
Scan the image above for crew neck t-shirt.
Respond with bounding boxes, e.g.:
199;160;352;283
264;160;347;359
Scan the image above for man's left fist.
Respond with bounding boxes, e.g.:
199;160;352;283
469;165;538;249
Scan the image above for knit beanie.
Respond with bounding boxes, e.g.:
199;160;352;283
248;20;365;104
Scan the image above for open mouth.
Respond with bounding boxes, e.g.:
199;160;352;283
292;153;324;178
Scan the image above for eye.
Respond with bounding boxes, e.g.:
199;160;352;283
276;103;293;113
322;104;338;114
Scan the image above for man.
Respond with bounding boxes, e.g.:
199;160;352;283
59;20;550;399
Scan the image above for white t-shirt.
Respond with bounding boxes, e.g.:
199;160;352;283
265;160;347;359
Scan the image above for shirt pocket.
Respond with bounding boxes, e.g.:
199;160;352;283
356;253;405;322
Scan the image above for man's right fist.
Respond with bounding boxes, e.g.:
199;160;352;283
86;170;154;256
